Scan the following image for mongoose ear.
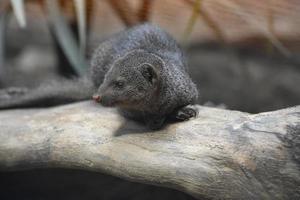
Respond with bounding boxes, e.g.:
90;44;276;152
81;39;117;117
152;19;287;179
139;63;158;85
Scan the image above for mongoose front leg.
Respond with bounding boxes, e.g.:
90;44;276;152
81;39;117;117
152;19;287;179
171;105;198;121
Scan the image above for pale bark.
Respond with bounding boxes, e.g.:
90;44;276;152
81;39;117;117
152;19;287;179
0;101;299;199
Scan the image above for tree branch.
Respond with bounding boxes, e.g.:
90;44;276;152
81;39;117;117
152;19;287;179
0;101;299;199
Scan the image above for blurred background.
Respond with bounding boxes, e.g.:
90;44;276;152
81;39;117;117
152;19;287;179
0;0;299;199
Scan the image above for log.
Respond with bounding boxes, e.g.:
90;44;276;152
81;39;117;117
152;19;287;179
0;101;299;199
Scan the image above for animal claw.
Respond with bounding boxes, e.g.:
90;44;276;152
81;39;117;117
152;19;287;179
172;105;198;121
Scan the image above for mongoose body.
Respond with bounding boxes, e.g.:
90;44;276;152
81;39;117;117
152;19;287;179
0;24;198;129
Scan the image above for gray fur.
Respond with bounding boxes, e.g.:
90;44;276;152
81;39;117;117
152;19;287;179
0;23;198;129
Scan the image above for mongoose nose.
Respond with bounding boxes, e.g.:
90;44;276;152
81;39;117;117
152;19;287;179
92;94;101;102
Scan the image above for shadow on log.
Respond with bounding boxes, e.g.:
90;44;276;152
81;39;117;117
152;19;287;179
0;101;299;199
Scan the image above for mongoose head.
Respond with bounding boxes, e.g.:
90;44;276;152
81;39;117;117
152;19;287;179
93;50;163;109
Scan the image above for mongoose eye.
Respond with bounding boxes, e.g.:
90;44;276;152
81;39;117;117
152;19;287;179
114;81;124;88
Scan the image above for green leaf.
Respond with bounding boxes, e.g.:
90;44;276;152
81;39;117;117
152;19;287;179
74;0;86;55
10;0;26;28
46;0;88;75
0;13;8;72
182;0;201;40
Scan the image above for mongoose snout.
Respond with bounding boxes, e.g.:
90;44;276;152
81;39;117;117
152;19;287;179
92;94;101;102
92;92;118;107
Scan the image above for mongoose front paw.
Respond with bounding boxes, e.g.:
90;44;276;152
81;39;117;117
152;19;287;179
173;105;198;121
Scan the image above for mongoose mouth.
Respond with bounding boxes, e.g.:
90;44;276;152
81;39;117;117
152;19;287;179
92;94;140;108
